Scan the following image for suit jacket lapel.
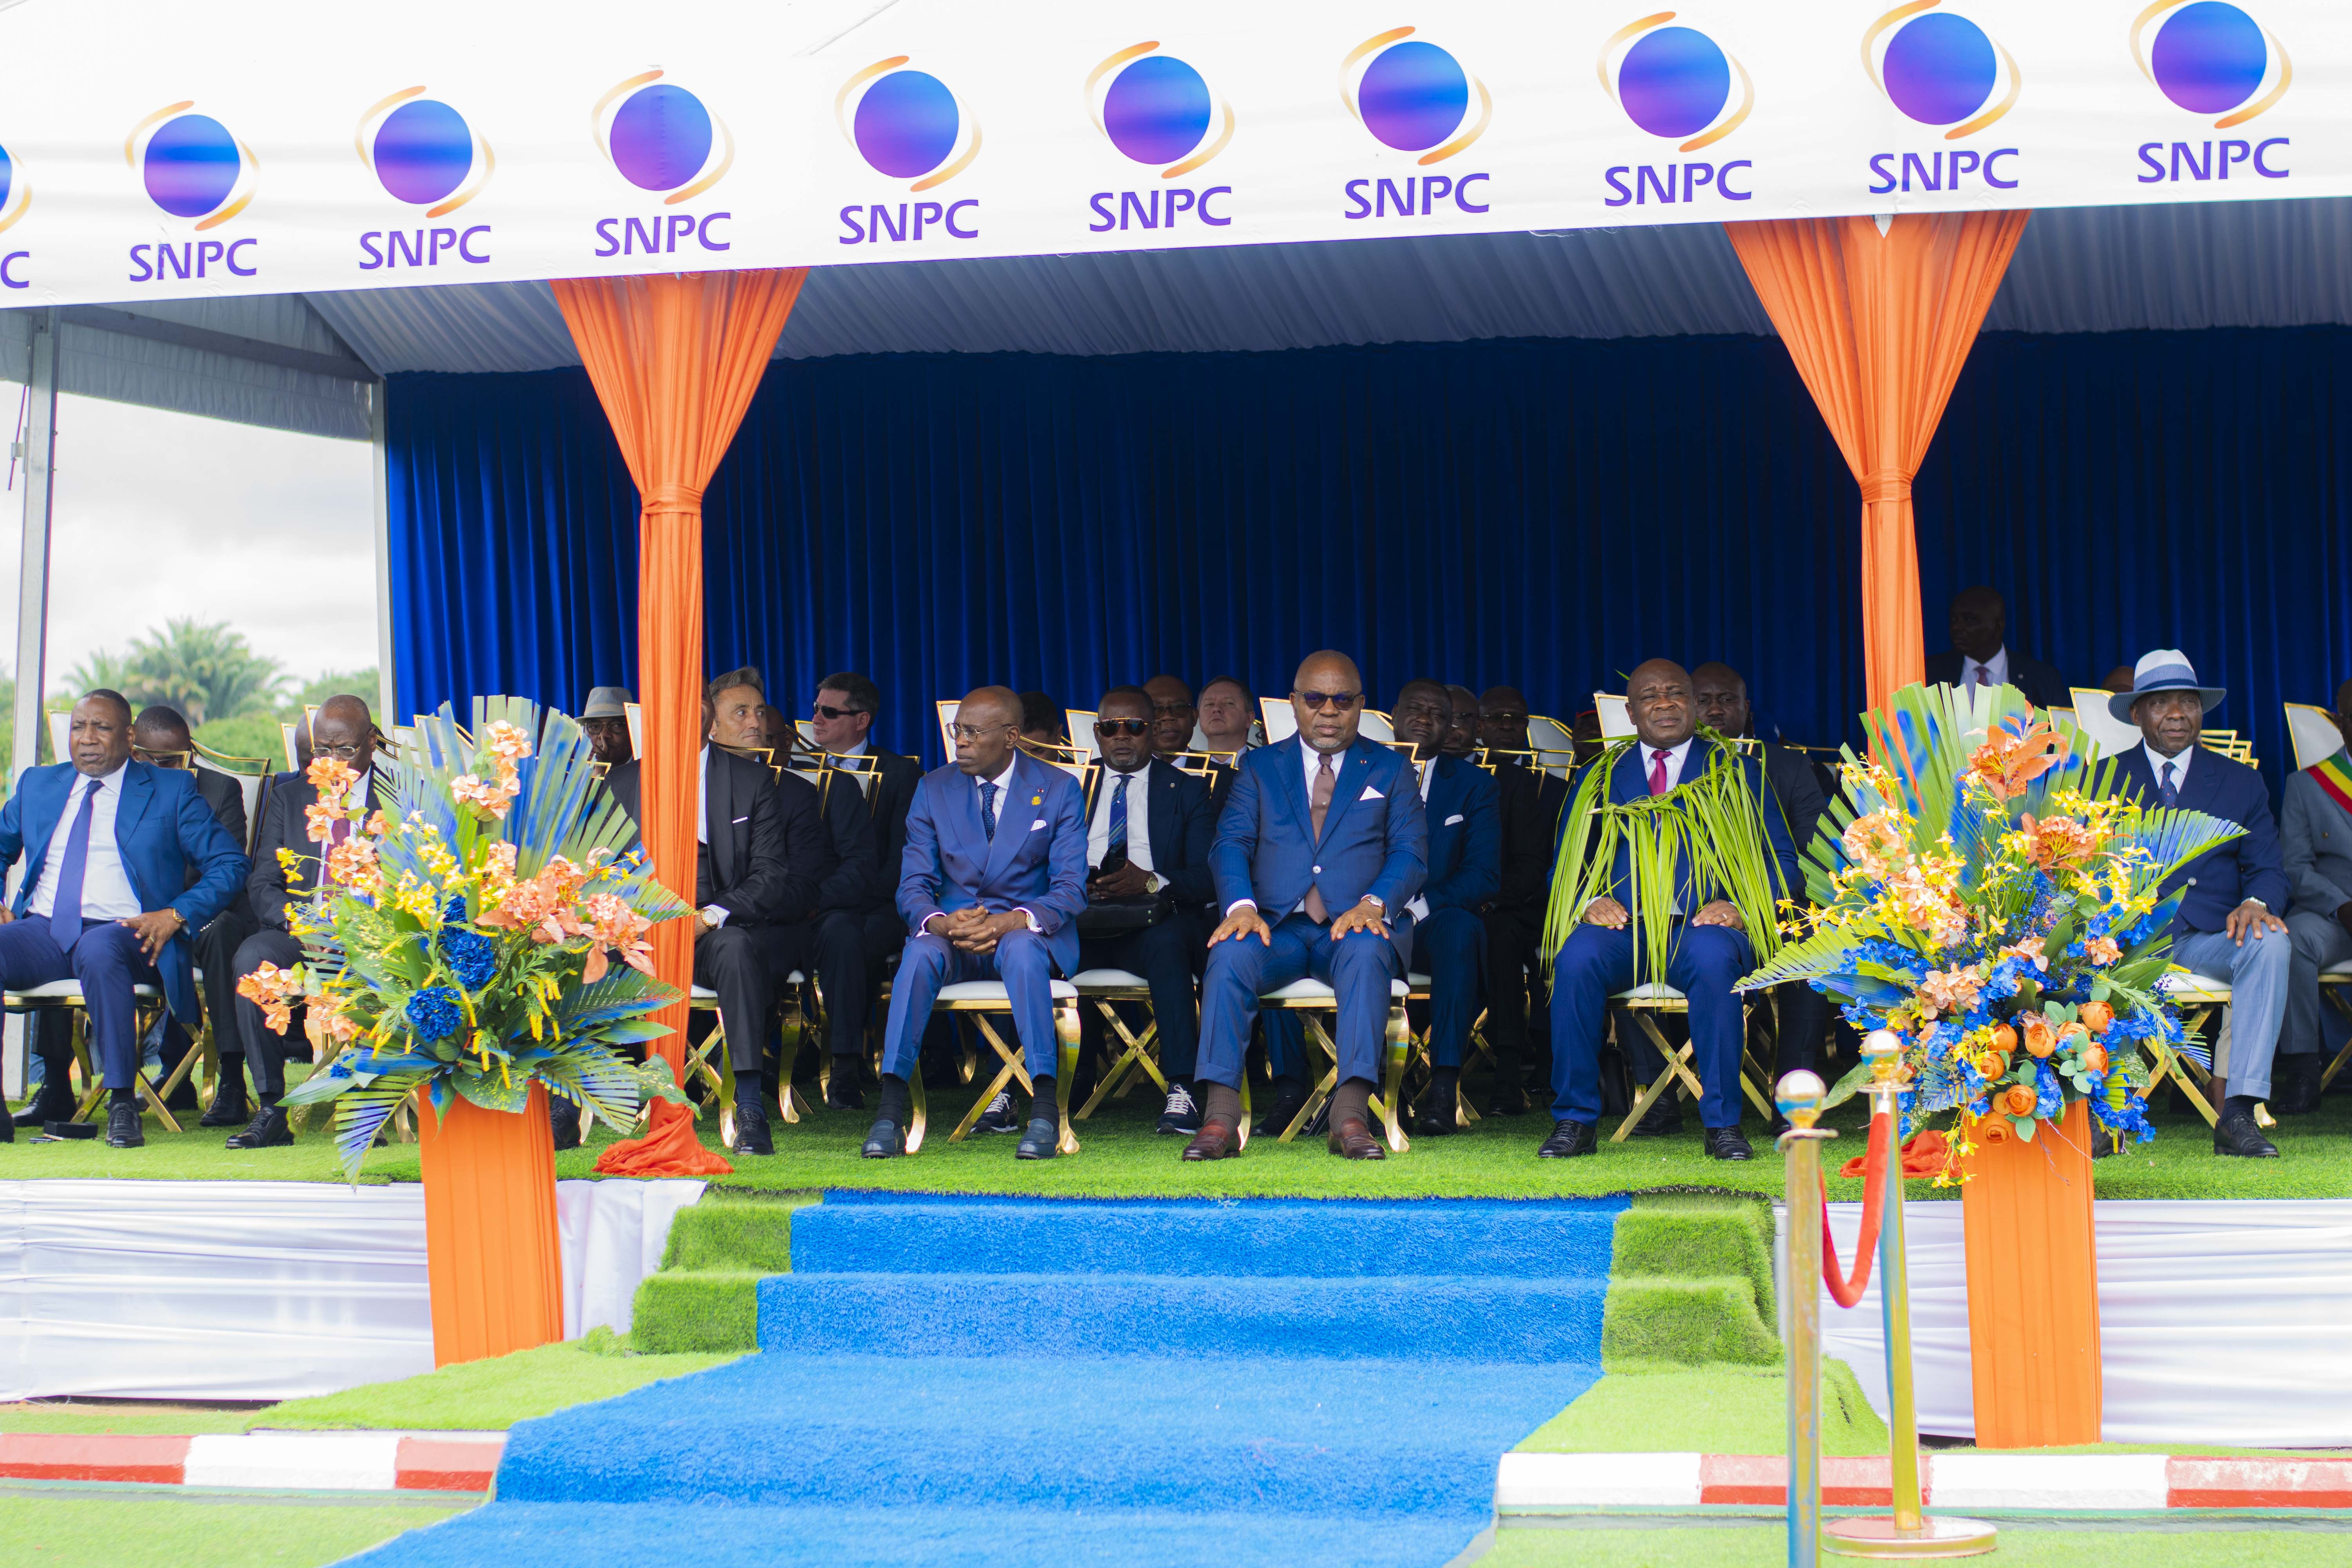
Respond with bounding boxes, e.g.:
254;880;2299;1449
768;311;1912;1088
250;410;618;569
114;763;158;846
708;751;737;891
2180;746;2223;815
1270;741;1311;842
983;755;1037;884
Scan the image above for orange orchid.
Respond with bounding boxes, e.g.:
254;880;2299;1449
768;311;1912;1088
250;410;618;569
235;962;303;1036
2085;936;2122;966
1966;719;2071;803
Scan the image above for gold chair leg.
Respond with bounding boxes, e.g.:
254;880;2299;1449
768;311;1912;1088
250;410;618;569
1054;997;1081;1154
906;1069;927;1153
1379;998;1412;1153
1237;1070;1252;1151
948;1017;1029;1143
1280;1062;1338;1142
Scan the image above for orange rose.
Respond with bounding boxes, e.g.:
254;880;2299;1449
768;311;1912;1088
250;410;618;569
1974;1050;2007;1078
1978;1115;2012;1145
2079;1001;2113;1034
2083;1045;2109;1073
2000;1084;2040;1118
2022;1015;2056;1059
1991;1022;2018;1054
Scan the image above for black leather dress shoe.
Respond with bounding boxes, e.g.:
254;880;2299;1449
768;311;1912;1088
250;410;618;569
15;1089;74;1130
731;1097;773;1156
2213;1111;2279;1158
1485;1083;1528;1118
1537;1119;1597;1158
1015;1115;1060;1160
973;1089;1021;1135
861;1118;906;1158
1632;1098;1684;1137
548;1095;582;1151
1253;1082;1310;1136
225;1104;292;1149
106;1102;145;1149
826;1061;866;1112
1703;1125;1754;1161
1412;1086;1459;1137
2272;1055;2323;1116
200;1091;251;1129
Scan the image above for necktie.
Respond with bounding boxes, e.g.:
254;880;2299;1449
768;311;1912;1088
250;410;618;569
1974;663;1991;690
1649;749;1671;796
1303;753;1337;922
48;779;98;954
1107;775;1129;861
2159;761;2178;809
979;780;999;841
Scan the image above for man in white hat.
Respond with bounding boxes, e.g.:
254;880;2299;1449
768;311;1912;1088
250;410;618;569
2109;650;2298;1158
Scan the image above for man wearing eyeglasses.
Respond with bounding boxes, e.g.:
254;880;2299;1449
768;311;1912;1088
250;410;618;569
1076;687;1215;1134
861;686;1089;1161
1388;680;1500;1136
808;672;927;1109
222;695;377;1151
1183;652;1427;1162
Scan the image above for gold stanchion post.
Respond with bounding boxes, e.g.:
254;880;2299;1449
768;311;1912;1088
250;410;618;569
1779;1069;1834;1568
1826;1031;1998;1560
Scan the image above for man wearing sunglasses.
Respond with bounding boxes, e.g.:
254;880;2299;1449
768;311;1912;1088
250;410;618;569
1076;687;1216;1134
862;686;1089;1161
808;672;926;1109
1184;652;1427;1161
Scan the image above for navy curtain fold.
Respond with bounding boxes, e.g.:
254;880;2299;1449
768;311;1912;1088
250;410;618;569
387;324;2352;782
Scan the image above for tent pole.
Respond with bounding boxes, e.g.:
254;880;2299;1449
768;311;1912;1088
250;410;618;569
12;307;57;787
369;378;395;722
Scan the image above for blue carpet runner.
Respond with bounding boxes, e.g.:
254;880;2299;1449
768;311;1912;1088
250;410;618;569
350;1194;1623;1567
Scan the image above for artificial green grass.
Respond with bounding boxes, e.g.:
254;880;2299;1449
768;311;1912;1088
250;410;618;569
1602;1277;1780;1368
247;1335;737;1432
1483;1528;2352;1568
0;1495;463;1568
630;1272;764;1356
0;1403;257;1436
1616;1195;1776;1325
1517;1364;1890;1458
657;1190;809;1272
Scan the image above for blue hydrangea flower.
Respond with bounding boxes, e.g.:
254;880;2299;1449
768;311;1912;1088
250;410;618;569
439;927;498;992
407;985;463;1042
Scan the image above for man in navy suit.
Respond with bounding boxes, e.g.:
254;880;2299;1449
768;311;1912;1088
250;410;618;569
1077;687;1215;1134
862;686;1089;1161
1924;586;2071;711
2107;650;2294;1158
1479;685;1570;1115
1389;680;1500;1134
1183;652;1428;1161
1543;660;1799;1163
0;690;246;1148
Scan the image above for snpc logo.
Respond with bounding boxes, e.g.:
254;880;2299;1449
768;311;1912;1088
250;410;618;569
594;72;733;202
1598;13;1751;151
127;102;256;228
1862;1;2020;138
2132;2;2289;126
838;58;981;189
0;142;27;238
1339;27;1489;164
357;88;492;216
1088;43;1234;178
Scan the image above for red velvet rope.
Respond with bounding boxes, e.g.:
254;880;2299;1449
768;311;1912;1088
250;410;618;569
1820;1107;1894;1308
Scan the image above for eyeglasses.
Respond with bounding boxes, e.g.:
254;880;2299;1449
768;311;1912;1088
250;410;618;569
1094;719;1151;737
1150;700;1194;716
951;722;1016;742
314;743;365;760
813;702;869;721
131;748;190;768
1292;690;1362;711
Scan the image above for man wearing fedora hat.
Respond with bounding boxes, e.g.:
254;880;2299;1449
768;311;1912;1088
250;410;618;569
580;686;635;770
2109;650;2296;1158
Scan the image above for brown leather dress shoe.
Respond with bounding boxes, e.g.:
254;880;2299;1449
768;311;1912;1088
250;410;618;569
1329;1113;1385;1160
1181;1118;1242;1161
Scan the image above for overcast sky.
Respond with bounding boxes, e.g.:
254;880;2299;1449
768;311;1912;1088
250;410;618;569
0;387;377;693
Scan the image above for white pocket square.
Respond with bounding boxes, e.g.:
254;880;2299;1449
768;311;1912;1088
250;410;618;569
1359;786;1384;801
1445;813;1465;826
731;816;749;824
1030;818;1047;830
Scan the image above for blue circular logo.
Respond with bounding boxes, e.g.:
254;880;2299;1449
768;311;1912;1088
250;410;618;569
1882;12;1998;126
612;84;714;192
1103;55;1212;166
143;113;241;219
1358;40;1469;152
2151;2;2267;114
374;100;474;206
1618;26;1732;139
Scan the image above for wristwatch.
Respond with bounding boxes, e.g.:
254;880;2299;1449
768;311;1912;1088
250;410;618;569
1145;872;1163;895
1361;894;1385;912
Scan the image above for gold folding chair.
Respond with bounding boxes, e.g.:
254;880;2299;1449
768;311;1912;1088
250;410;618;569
2320;963;2352;1093
2149;970;2228;1127
904;979;1081;1154
1609;983;1770;1143
683;978;819;1152
6;980;183;1132
1071;967;1168;1120
1261;976;1414;1152
1397;969;1477;1129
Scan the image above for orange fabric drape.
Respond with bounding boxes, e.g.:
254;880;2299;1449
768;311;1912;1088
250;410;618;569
553;268;808;1178
1958;1100;2103;1446
416;1083;565;1365
1725;211;2030;710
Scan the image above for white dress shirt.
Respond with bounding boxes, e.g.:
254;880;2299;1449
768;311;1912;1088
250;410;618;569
1088;762;1155;875
2144;740;2193;799
1641;736;1698;793
923;756;1039;935
1963;646;2011;695
28;762;143;921
1299;736;1345;799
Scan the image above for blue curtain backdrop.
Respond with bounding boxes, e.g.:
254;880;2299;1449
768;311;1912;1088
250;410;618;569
387;325;2352;780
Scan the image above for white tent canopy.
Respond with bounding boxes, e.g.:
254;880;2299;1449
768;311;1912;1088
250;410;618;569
4;194;2350;440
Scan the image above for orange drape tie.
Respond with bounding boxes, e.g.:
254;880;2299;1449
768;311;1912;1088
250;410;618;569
552;269;808;1178
1724;211;2029;711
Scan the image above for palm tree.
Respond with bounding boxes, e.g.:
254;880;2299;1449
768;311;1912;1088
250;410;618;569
58;620;287;727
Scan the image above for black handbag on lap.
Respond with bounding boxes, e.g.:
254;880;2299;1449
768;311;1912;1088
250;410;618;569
1075;849;1173;938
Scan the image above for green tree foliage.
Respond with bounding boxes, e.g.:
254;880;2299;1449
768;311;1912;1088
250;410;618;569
58;618;289;727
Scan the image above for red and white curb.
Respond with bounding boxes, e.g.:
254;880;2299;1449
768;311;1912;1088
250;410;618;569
0;1430;506;1493
1497;1453;2352;1511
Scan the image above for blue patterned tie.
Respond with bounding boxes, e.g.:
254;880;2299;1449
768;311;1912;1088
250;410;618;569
49;779;98;954
979;780;998;842
1108;776;1129;860
2159;760;2178;810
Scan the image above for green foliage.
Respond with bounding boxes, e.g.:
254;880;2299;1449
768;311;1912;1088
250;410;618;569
631;1272;764;1355
291;666;379;711
60;617;290;727
1515;1361;1889;1457
193;712;287;768
1615;1197;1777;1330
659;1197;804;1273
249;1338;737;1431
1602;1276;1779;1367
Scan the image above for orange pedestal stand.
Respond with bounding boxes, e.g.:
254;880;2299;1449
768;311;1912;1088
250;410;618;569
1960;1099;2103;1447
415;1082;565;1367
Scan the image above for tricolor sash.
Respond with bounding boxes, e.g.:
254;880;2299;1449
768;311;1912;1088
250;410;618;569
2310;749;2352;817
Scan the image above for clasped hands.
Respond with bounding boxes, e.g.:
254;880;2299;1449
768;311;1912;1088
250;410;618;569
924;906;1030;955
1208;897;1390;947
1581;896;1743;932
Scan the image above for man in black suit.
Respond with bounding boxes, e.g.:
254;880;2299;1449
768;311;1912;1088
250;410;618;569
807;671;926;1108
1694;662;1832;1129
1478;685;1568;1115
605;668;828;1154
1143;675;1197;763
1924;586;2071;710
1076;687;1215;1133
128;706;253;1122
224;695;376;1150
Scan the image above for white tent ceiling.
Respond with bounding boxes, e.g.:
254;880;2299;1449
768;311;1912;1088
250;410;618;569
5;194;2350;441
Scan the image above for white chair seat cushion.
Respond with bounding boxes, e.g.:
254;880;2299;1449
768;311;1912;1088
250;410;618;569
1072;968;1151;990
1261;977;1410;1002
690;985;719;1001
1613;982;1688;1002
2159;972;2232;997
8;979;161;1000
937;980;1079;1003
782;971;808;984
1406;972;1431;988
2327;961;2352;978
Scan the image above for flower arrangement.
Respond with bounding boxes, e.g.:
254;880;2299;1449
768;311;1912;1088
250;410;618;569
239;697;693;1178
1740;682;2243;1179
